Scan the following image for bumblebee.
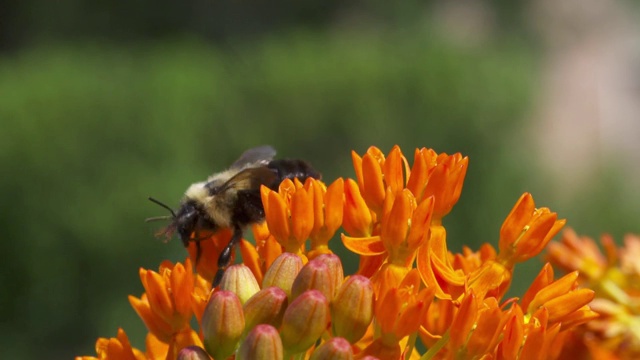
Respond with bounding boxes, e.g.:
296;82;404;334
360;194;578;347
148;145;321;286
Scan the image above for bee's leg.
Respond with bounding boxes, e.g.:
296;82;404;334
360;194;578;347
213;226;243;287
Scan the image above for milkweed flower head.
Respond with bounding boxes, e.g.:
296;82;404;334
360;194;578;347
79;145;606;360
546;230;640;359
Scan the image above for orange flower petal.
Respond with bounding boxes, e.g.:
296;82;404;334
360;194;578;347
240;239;263;285
265;190;290;243
499;193;535;251
351;150;364;192
449;291;478;350
381;189;413;250
407;196;434;249
343;179;373;237
383;145;406;194
323;178;344;235
145;271;174;324
527;271;579;313
500;304;524;360
545;288;595;323
171;260;194;322
128;294;173;341
406;149;429;200
341;235;386;256
291;187;313;243
362;152;386;212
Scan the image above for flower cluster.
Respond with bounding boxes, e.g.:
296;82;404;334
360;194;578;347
546;229;640;359
78;145;600;360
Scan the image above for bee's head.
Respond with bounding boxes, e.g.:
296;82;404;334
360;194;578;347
173;201;201;246
147;197;217;247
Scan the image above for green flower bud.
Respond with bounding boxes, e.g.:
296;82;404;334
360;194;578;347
236;324;283;360
176;346;211;360
310;337;354;360
313;254;345;299
331;275;373;343
280;290;330;354
219;264;260;304
291;259;333;301
243;286;288;333
262;252;303;297
201;290;245;360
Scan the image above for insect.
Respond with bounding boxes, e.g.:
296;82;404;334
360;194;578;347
147;145;321;286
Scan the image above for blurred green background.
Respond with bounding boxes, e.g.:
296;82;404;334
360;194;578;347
1;1;639;359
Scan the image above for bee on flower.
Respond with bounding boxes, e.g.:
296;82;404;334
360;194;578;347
78;145;603;360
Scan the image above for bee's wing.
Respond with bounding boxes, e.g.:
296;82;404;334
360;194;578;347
230;145;276;169
211;166;277;195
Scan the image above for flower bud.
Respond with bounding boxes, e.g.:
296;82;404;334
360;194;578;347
291;259;333;301
236;324;283;360
219;264;260;304
280;290;331;354
177;346;211;360
243;287;289;332
263;252;303;297
313;254;345;299
331;275;373;343
201;290;245;360
309;337;354;360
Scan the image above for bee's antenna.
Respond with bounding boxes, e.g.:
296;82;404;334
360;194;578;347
148;197;177;218
144;215;173;223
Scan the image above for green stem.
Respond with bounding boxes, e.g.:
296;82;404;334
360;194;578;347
420;331;449;360
404;332;418;360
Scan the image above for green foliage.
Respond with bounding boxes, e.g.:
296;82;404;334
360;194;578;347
0;31;537;359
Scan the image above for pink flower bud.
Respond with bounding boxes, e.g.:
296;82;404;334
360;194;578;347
291;259;333;301
310;337;354;360
280;290;331;354
331;275;373;343
177;346;211;360
243;287;289;332
313;254;345;299
263;252;303;297
201;290;245;360
236;324;283;360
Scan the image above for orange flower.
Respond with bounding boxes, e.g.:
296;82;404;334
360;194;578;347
520;309;563;360
76;328;146;360
547;231;640;358
308;178;344;258
419;150;468;221
351;146;402;214
129;259;195;343
374;270;434;344
521;264;597;330
464;297;510;357
350;146;468;221
443;291;510;358
146;329;203;360
342;178;375;238
261;178;314;255
498;193;566;267
343;190;434;273
416;226;466;300
418;300;454;352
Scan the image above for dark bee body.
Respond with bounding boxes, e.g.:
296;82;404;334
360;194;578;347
149;146;320;286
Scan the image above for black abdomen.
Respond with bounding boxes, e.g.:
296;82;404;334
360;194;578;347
266;159;321;189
